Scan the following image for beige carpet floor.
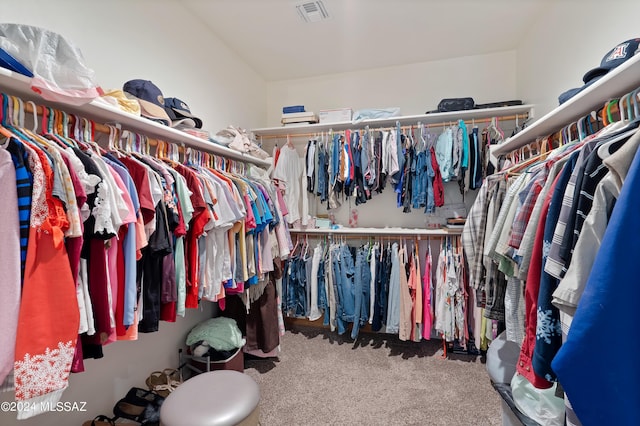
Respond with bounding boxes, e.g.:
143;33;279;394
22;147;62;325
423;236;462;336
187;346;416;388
244;324;502;426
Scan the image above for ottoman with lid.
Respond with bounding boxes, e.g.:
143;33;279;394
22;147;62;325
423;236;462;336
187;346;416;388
160;370;260;426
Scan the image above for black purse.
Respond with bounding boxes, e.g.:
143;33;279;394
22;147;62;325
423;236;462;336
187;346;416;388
436;97;475;112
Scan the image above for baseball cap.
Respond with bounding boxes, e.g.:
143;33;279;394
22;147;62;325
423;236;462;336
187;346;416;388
164;97;203;129
559;38;640;105
122;79;171;126
100;89;141;116
583;38;640;84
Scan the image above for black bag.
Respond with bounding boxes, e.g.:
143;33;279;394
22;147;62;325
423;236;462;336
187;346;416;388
436;97;475;113
474;100;523;109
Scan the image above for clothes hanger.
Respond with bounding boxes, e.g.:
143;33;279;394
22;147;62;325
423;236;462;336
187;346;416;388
0;95;17;140
46;109;72;145
576;115;587;141
154;139;165;159
0;98;15;140
603;99;618;127
501;143;548;177
8;96;48;147
59;109;80;148
619;93;630;123
632;88;640;120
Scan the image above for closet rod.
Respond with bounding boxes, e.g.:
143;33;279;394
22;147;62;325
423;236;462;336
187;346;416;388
296;235;450;241
13;97;257;166
257;113;529;139
288;230;462;238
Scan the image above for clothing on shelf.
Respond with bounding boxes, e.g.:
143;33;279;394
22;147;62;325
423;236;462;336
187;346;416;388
282;235;469;345
275;118;493;222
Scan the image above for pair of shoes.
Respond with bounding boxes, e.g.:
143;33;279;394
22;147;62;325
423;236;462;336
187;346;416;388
113;387;164;424
145;368;182;397
82;415;115;426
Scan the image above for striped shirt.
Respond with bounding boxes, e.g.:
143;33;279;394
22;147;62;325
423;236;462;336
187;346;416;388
544;140;598;279
7;138;33;281
462;175;500;291
558;137;626;272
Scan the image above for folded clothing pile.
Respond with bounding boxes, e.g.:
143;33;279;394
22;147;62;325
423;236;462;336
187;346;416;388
186;317;246;360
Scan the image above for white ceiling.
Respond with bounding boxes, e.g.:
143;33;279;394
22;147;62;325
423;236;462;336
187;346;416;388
181;0;553;82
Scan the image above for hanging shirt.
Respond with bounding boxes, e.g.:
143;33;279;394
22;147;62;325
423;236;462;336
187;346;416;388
272;145;302;225
0;147;20;387
14;143;79;419
552;134;640;425
422;246;433;340
435;128;454;182
175;164;211;309
6;138;32;280
430;146;445;207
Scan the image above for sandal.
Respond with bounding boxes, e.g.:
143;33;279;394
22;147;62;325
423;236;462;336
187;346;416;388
146;371;171;397
113;387;164;424
162;368;182;390
146;369;183;397
82;415;115;426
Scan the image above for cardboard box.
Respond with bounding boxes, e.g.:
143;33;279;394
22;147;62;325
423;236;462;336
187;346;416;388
281;112;318;125
319;108;352;124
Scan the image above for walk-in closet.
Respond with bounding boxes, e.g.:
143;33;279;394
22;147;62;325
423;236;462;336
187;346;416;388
0;2;639;425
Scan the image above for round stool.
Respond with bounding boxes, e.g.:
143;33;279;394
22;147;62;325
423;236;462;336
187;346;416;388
160;370;260;426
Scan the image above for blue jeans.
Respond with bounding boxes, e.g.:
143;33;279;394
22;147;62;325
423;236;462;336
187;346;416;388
317;258;329;325
305;255;313;317
351;248;371;339
317;147;328;201
296;258;308;317
412;150;427;208
338;245;356;327
373;247;391;331
284;257;307;318
331;134;341;184
425;148;435;213
331;246;346;335
283;259;294;314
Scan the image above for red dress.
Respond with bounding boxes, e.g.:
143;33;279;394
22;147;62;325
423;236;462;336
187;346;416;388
14;144;80;418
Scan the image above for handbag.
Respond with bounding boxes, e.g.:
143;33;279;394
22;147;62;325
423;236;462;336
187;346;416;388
436;97;475;113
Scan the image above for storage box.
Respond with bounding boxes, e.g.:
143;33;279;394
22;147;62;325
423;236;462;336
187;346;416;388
281;111;318;125
319;108;352;124
315;218;331;229
185;347;244;376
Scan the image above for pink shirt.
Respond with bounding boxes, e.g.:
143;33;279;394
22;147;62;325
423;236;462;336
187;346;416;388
0;149;20;385
422;248;433;340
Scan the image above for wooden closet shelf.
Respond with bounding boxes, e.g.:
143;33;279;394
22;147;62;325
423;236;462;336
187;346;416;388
288;227;463;238
492;53;640;155
252;105;535;137
0;68;271;167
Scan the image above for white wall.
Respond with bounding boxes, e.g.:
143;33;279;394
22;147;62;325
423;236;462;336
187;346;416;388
265;51;519;228
0;0;267;131
516;1;640;120
266;50;518;126
0;1;264;425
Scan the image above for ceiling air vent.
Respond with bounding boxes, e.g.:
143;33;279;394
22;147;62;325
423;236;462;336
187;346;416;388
295;1;330;23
